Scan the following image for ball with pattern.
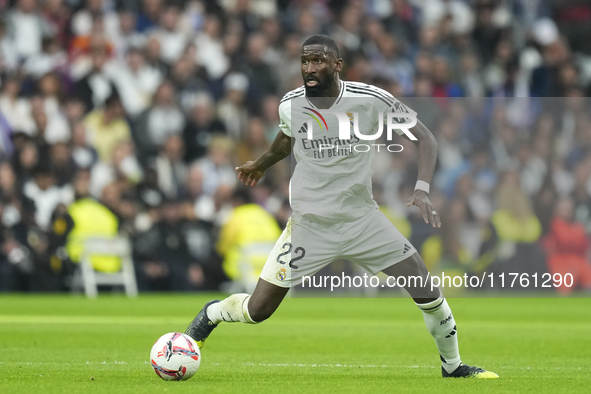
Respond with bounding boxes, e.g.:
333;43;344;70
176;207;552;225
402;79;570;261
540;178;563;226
150;332;201;381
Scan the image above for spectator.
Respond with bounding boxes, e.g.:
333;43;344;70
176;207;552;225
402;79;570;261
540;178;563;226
112;10;146;59
531;37;571;97
382;0;421;45
83;92;131;164
274;34;304;94
533;177;559;235
472;0;505;65
195;136;236;197
218;73;250;140
132;80;185;161
431;57;463;100
70;121;98;169
475;170;548;284
571;155;591;233
134;198;202;291
0;199;34;291
409;25;445;62
185;164;215;222
35;73;71;144
0;161;18;202
170;53;208;114
0;111;13;158
151;4;188;65
5;0;50;60
458;52;485;97
483;38;516;94
99;180;136;232
136;0;163;33
49;142;76;187
0;20;19;71
63;98;87;127
22;37;68;78
112;47;162;117
331;4;362;54
237;117;269;166
154;135;187;199
195;14;229;80
0;76;36;135
240;33;278;103
420;197;475;271
42;0;71;49
436;116;464;172
492;171;542;244
260;95;281;143
69;17;115;80
12;139;40;188
216;187;281;292
419;0;473;36
90;140;142;199
0;195;41;291
70;0;118;39
23;165;73;230
370;34;413;95
543;196;591;294
143;35;168;76
73;45;117;113
57;168;122;274
183;92;226;163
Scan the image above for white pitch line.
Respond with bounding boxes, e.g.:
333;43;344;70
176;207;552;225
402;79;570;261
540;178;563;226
0;361;434;369
0;361;584;371
0;315;189;325
214;363;436;369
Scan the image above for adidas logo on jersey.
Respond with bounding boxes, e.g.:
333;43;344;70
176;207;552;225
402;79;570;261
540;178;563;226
403;244;411;254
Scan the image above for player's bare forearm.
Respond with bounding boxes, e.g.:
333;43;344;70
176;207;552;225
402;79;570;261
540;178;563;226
254;131;292;172
404;120;441;228
236;131;291;186
411;120;438;185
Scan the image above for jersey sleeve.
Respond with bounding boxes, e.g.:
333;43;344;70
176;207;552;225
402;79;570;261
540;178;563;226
381;94;417;136
278;100;292;137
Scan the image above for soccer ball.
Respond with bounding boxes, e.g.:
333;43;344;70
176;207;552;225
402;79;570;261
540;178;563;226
150;332;201;381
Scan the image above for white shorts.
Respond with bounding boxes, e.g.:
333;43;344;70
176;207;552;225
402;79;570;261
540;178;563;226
260;208;417;288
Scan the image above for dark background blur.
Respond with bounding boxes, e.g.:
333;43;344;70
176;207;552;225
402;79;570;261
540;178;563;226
1;0;591;295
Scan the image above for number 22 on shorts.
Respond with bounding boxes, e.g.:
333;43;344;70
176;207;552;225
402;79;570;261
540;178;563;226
276;242;306;269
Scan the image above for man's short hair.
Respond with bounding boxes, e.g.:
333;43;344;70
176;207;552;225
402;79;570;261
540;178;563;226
302;35;340;58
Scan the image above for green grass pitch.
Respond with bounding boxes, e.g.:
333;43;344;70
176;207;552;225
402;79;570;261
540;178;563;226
0;294;590;394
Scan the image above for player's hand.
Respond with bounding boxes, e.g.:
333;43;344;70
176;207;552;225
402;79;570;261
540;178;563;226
236;161;265;186
407;190;441;228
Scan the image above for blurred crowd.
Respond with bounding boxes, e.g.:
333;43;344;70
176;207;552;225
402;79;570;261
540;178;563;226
1;0;591;294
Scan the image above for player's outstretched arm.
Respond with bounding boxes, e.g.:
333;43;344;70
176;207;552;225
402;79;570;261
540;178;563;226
404;120;441;228
236;130;292;187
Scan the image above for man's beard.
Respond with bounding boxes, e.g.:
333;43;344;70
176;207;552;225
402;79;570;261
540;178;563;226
305;76;335;97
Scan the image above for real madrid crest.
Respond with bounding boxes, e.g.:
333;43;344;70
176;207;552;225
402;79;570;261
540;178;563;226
347;112;354;127
276;268;287;281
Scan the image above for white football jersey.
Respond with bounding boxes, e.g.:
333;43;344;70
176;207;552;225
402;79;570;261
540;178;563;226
278;80;416;222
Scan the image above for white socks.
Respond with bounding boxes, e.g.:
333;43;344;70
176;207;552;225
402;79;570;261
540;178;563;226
207;294;460;373
206;294;258;324
416;297;461;373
